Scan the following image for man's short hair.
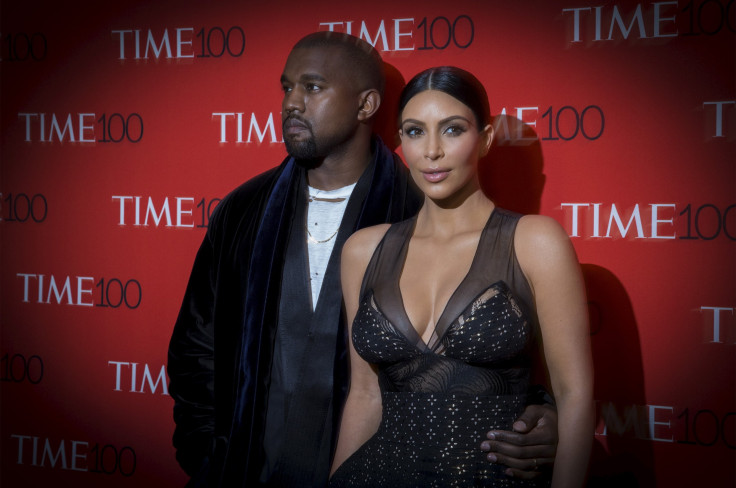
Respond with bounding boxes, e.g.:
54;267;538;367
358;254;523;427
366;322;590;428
292;31;385;96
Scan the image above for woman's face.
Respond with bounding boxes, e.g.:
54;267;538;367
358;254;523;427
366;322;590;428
399;89;493;205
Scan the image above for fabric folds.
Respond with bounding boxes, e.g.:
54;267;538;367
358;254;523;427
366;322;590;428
168;137;422;487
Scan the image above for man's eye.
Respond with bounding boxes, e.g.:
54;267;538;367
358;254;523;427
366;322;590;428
282;85;292;93
306;84;321;92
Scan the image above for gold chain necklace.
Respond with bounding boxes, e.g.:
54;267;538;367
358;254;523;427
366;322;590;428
306;225;339;244
306;195;346;244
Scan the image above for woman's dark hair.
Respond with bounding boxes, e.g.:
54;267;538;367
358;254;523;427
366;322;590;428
398;66;491;129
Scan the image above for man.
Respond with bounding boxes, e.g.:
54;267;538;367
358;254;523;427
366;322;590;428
168;31;557;487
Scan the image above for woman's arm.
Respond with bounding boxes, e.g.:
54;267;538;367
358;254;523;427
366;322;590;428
330;226;389;476
515;215;594;488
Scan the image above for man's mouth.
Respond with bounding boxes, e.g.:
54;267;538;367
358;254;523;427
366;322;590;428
283;117;309;136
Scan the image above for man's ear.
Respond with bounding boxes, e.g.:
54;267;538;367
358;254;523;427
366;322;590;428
479;124;494;157
357;89;381;121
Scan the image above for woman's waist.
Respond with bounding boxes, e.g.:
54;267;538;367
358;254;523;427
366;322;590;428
376;391;527;450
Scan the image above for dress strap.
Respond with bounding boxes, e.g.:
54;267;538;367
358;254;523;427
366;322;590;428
359;217;415;299
358;217;429;350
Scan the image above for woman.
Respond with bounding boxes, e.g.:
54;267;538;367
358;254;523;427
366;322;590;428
330;67;593;487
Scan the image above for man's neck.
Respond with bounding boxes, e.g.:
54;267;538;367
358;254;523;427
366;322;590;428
307;132;373;191
306;138;373;191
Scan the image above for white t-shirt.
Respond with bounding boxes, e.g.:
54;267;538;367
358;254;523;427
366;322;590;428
306;182;357;309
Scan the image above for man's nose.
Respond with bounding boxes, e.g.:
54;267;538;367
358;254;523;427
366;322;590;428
283;87;305;114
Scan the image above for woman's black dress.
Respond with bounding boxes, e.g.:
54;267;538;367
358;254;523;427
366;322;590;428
330;208;551;487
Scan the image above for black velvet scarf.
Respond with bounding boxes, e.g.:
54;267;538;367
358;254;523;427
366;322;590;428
217;138;422;486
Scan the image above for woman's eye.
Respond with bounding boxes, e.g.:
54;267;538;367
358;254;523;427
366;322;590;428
444;125;466;136
403;126;423;137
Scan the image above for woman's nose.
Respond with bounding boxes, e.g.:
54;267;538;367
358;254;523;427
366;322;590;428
424;133;444;160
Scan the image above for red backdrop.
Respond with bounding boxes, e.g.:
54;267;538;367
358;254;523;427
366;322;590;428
2;1;734;486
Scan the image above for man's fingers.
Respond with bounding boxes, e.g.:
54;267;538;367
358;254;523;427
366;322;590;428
480;404;558;474
503;468;542;481
510;404;549;433
484;452;554;480
484;429;551;447
482;440;556;461
503;462;553;480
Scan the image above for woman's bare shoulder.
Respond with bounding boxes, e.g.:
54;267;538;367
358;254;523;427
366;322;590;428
342;223;392;265
514;214;577;272
516;214;569;243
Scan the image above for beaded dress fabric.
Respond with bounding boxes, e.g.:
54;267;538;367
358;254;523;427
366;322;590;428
330;209;550;487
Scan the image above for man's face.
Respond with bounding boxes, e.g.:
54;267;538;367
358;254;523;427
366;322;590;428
280;46;361;161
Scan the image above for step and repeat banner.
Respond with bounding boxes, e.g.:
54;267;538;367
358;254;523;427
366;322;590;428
1;1;734;486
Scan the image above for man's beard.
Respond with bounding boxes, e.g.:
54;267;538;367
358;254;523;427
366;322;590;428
284;136;318;161
283;114;319;162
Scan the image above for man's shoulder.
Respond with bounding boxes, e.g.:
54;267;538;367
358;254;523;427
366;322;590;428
224;164;284;204
206;160;288;235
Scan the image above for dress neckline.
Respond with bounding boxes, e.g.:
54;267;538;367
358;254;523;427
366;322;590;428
396;207;497;352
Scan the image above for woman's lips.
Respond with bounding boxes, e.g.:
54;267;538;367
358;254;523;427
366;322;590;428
422;169;450;183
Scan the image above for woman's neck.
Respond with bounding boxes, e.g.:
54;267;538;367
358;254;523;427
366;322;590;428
415;190;495;239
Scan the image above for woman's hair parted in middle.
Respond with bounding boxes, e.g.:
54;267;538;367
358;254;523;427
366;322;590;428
398;66;491;130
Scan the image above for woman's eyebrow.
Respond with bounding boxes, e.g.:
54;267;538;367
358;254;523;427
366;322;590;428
400;115;473;126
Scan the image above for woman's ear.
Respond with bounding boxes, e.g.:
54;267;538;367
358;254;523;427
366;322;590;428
357;89;381;121
479;124;494;157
